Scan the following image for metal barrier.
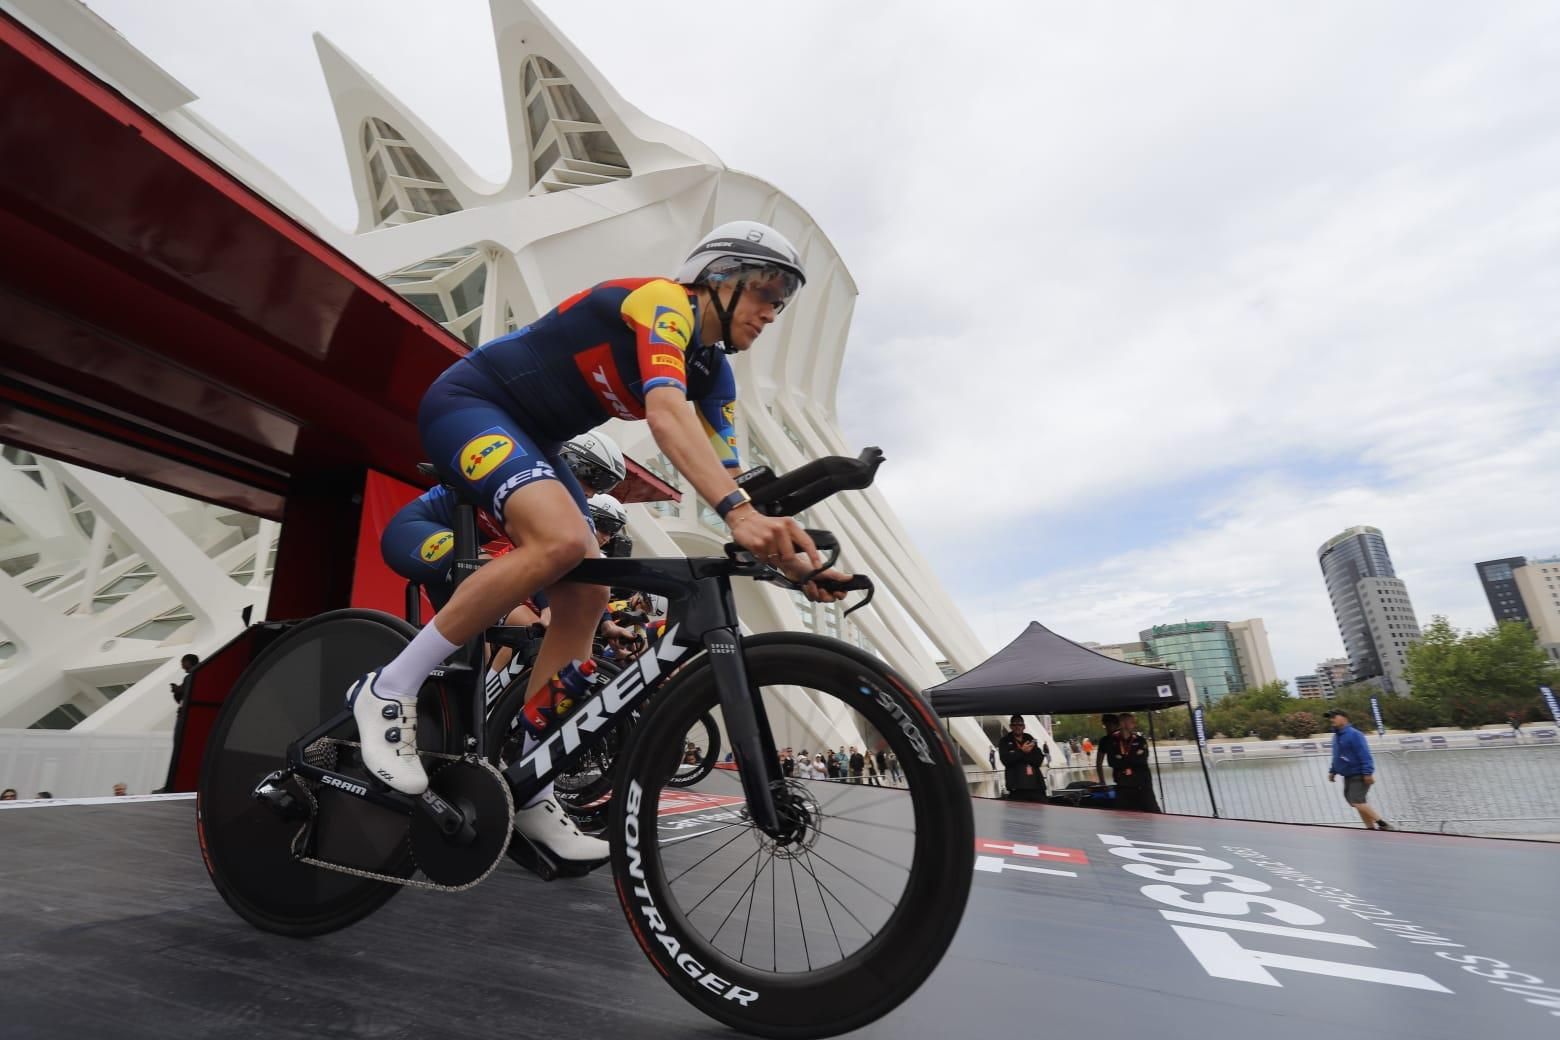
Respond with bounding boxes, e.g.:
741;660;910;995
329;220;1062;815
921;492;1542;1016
1167;744;1560;839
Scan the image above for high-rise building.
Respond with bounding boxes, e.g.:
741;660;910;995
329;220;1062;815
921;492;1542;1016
1137;620;1275;704
1478;558;1532;627
1318;526;1421;693
1511;557;1560;663
1294;674;1327;699
1228;619;1279;689
1316;657;1353;696
1357;577;1422;694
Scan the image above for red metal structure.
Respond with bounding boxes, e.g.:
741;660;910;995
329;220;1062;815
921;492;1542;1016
0;13;673;786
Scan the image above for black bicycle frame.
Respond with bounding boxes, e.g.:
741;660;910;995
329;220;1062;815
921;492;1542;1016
500;554;783;833
280;553;785;835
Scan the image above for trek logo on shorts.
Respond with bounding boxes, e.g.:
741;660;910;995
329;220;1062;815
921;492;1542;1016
418;530;454;563
456;428;515;482
650;306;690;349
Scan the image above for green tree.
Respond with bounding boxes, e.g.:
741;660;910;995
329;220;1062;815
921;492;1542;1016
1404;617;1559;724
1281;711;1321;738
1382;696;1441;732
1246;710;1282;741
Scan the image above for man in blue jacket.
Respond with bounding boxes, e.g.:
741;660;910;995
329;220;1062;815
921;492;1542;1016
1326;710;1393;830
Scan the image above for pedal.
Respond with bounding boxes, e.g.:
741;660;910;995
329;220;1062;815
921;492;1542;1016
253;771;310;821
505;829;607;882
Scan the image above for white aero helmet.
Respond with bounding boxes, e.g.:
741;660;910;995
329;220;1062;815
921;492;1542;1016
587;493;628;535
675;221;806;352
560;430;626;494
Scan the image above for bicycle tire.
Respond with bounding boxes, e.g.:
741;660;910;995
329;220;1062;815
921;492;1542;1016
662;711;722;789
609;634;973;1038
196;609;457;937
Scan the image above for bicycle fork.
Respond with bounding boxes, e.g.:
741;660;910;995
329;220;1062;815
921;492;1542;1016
704;626;783;835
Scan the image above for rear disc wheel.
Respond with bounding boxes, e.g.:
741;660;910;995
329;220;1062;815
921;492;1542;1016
196;609;455;936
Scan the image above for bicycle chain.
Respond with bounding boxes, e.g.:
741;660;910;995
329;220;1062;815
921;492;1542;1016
288;740;512;893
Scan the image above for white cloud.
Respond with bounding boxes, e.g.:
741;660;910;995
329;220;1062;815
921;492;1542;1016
82;0;1560;686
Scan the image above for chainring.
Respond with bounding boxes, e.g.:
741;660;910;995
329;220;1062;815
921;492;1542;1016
409;757;514;887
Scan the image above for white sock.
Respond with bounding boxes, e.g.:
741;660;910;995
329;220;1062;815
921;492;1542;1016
519;730;555;809
376;620;462;700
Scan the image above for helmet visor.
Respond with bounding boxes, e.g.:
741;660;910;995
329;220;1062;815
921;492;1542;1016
591;510;626;536
570;458;621;495
705;260;803;313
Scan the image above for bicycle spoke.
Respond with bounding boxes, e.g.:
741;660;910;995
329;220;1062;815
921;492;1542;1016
802;849;846;960
811;808;917;834
789;856;812;971
812;828;913;876
799;844;901;910
665;822;756;886
681;844;763;919
801;850;883;934
735;845;769;961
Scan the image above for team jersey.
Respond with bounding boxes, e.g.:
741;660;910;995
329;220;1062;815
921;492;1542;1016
457;277;740;469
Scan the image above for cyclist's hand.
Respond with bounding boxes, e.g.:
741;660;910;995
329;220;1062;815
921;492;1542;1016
778;560;852;603
730;508;821;571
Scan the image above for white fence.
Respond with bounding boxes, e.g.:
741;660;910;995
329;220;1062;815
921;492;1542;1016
0;729;172;799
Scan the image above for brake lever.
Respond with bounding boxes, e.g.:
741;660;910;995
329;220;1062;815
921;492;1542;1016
813;574;875;617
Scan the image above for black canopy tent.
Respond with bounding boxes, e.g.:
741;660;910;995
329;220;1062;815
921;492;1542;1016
926;622;1217;815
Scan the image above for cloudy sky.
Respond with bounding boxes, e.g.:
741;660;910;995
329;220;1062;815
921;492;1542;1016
84;0;1560;685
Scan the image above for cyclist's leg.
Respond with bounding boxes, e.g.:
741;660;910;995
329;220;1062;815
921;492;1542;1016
352;391;583;793
515;440;605;702
378;494;458;619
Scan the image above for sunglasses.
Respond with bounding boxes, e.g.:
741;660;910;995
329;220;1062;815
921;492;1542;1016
744;280;794;314
574;460;620;494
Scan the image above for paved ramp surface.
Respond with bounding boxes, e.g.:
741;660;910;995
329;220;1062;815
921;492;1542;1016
2;796;1557;1038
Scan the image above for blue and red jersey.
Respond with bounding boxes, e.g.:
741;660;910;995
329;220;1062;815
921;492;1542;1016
457;277;740;468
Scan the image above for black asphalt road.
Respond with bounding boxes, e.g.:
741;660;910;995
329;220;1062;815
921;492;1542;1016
2;796;1556;1038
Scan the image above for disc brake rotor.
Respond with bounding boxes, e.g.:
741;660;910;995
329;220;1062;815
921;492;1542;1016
409;757;514;887
757;779;823;858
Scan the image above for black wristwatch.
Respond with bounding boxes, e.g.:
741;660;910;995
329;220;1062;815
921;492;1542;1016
715;488;753;519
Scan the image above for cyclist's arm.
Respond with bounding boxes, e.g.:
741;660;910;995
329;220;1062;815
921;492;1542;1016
694;359;741;472
1095;744;1107;783
645;386;750;512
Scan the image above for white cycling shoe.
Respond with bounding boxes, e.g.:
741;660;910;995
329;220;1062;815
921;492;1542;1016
514;797;610;862
347;671;428;795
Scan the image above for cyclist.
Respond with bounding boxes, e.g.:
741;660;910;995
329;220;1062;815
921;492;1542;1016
349;221;849;865
379;430;629;610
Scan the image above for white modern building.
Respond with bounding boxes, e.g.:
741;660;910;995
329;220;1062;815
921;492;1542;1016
0;0;1001;795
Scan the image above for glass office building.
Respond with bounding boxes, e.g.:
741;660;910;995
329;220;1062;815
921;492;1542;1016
1139;621;1245;703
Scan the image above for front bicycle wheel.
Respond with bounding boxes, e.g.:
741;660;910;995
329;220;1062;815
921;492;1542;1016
662;711;722;789
197;609;455;937
610;635;973;1039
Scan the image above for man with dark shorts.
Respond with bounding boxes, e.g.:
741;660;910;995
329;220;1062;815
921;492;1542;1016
1326;709;1393;830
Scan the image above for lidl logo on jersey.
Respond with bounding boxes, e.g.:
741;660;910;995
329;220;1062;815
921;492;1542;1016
650;306;690;349
721;401;736;425
418;530;454;563
457;429;515;481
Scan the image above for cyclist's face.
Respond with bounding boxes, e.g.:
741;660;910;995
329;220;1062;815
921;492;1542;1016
716;275;787;351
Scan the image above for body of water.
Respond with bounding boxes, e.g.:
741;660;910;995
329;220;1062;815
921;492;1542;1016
1047;743;1560;839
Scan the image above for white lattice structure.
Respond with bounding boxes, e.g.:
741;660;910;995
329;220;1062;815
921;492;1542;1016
1;0;1004;775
